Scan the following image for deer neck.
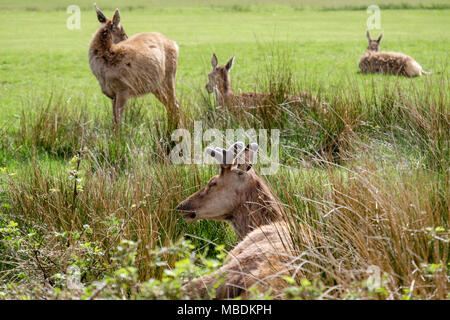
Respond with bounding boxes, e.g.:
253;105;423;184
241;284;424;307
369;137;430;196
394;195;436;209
214;78;234;105
228;179;283;240
89;27;115;62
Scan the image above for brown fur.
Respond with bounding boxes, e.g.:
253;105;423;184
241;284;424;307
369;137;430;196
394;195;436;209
88;6;180;130
177;144;294;299
359;31;431;77
183;222;293;298
206;54;321;109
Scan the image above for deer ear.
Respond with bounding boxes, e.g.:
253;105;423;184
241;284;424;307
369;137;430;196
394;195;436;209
237;143;258;171
211;54;218;69
94;3;107;23
377;33;383;43
225;56;235;72
366;30;371;42
112;9;121;26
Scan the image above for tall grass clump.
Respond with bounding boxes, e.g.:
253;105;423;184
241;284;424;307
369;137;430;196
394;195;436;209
0;96;238;293
0;151;236;291
268;153;448;299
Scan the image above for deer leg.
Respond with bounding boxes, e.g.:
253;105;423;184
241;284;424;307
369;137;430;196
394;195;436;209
154;89;178;132
112;97;118;125
166;77;180;129
114;93;128;124
154;89;168;106
164;47;180;131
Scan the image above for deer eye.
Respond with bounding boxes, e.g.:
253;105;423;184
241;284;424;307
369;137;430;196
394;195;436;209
210;182;217;187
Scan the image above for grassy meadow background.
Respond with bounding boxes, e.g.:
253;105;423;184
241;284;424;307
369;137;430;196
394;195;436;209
0;0;448;299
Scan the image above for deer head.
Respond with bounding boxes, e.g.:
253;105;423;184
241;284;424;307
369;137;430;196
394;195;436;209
205;54;235;95
177;142;282;239
94;4;128;44
366;31;383;52
176;141;260;221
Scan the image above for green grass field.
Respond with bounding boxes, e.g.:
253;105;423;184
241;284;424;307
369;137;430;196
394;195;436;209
1;2;448;124
0;0;448;300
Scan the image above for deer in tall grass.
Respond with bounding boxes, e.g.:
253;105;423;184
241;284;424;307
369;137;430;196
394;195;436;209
359;31;431;77
176;142;296;298
89;4;180;130
205;54;321;109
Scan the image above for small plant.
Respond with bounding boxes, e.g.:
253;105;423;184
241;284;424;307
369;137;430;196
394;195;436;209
283;278;326;300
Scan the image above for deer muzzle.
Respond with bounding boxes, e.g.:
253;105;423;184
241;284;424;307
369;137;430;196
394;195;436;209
176;201;197;221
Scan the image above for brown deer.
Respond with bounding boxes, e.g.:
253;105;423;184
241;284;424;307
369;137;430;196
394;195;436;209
176;142;296;298
89;4;180;130
205;54;321;109
359;31;431;77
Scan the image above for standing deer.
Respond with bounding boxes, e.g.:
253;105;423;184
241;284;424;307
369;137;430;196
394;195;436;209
176;142;295;298
205;54;321;109
89;4;180;130
359;31;431;77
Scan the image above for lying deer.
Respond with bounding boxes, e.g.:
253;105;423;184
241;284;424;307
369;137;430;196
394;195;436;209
177;142;295;298
359;31;431;77
89;4;180;130
205;54;321;109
